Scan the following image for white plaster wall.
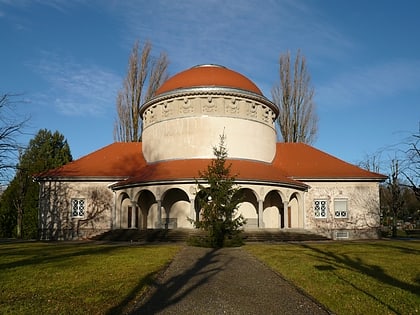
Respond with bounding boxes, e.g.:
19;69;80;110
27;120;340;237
39;181;115;240
289;198;299;228
238;201;258;228
142;94;277;163
263;206;280;228
169;200;192;228
147;203;159;228
304;181;381;235
142;116;276;162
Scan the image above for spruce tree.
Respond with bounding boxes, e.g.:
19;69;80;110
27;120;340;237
193;134;245;247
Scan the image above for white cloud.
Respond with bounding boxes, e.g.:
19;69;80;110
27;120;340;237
105;0;357;100
30;51;121;116
112;0;354;70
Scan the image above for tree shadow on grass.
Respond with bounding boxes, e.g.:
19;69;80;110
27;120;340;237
0;241;125;270
121;247;225;315
299;243;420;313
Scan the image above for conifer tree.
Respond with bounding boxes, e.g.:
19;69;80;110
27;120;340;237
193;134;245;247
0;129;72;238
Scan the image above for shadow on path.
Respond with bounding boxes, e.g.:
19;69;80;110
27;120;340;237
126;246;330;315
130;247;224;314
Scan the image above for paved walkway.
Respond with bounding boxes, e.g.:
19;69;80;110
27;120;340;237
131;246;331;314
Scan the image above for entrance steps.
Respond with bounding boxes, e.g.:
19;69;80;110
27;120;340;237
91;228;330;243
242;229;330;242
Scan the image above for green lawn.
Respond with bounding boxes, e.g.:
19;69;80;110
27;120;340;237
246;240;420;315
2;240;419;315
0;242;180;314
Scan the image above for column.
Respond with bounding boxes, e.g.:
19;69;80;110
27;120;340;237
258;199;264;228
283;201;289;229
190;199;196;226
157;199;162;228
131;201;138;229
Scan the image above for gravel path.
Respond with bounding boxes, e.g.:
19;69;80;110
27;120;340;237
131;246;331;314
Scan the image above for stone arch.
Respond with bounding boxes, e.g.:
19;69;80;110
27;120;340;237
237;188;258;229
117;192;133;229
288;191;304;228
263;190;284;229
161;188;191;229
288;192;298;228
194;189;208;223
135;189;157;229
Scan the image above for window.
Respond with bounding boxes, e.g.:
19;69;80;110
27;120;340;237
334;199;348;218
71;198;85;218
314;200;327;218
335;231;349;239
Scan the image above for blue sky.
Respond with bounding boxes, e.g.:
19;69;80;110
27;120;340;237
1;0;419;174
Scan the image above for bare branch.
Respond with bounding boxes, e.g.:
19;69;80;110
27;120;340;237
0;94;29;183
114;41;169;142
272;50;318;144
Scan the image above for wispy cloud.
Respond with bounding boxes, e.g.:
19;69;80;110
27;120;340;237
109;0;355;97
30;51;121;116
316;59;420;109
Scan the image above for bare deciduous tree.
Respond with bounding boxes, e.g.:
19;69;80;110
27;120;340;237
402;131;420;201
383;159;405;237
0;94;28;183
272;50;318;144
114;41;169;142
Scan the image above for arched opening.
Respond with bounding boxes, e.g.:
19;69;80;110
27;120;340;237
289;192;300;228
194;189;208;224
136;190;157;229
161;188;191;229
263;190;284;229
118;193;135;229
237;188;258;229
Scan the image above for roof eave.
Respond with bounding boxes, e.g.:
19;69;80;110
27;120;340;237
34;176;129;182
292;176;388;182
110;177;308;191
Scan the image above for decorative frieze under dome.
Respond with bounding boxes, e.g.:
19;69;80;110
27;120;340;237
141;88;278;129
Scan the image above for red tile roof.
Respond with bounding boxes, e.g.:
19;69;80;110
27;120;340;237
34;142;145;178
116;158;305;188
35;142;386;186
274;143;387;180
155;65;263;96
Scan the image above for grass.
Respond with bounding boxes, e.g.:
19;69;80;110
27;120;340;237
2;240;419;314
246;240;420;315
0;242;180;314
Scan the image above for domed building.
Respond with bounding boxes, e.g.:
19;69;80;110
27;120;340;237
36;65;386;240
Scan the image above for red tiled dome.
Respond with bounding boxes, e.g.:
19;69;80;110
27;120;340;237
155;64;263;95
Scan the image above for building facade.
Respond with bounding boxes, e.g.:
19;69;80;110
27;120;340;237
35;65;386;240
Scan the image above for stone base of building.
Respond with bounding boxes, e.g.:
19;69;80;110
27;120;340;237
38;228;111;241
318;228;381;240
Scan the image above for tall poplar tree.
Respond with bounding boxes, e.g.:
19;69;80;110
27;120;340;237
114;40;169;142
272;49;318;144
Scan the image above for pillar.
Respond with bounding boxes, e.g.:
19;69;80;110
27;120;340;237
190;199;195;226
283;201;289;229
258;199;264;228
131;201;138;229
157;199;162;228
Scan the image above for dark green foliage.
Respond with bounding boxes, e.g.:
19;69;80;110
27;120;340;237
0;129;72;238
190;134;246;248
